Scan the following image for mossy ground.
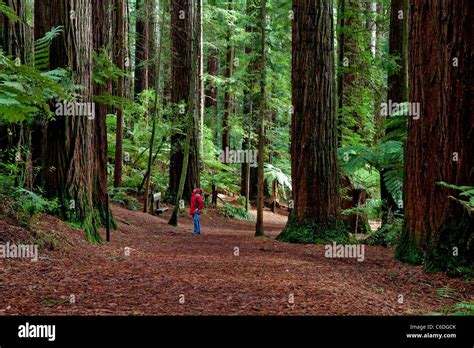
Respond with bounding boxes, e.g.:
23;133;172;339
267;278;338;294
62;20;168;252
277;215;349;244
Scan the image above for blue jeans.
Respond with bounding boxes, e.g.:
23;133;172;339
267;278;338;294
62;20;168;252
193;213;201;234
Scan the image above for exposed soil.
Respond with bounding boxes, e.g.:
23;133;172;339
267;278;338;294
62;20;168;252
0;204;472;315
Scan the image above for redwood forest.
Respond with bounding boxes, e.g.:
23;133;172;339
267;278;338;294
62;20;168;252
0;0;473;324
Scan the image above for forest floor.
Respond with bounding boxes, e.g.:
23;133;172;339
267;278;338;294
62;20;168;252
0;202;472;315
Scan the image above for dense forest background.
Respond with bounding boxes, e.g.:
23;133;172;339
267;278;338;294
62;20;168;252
0;0;472;280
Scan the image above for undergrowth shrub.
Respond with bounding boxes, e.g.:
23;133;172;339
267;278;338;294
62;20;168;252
365;216;403;247
108;187;138;210
217;202;255;221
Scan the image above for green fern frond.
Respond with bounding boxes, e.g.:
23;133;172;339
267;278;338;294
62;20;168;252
34;26;63;70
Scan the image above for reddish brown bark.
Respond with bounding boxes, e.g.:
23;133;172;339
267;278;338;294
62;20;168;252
397;0;474;272
113;0;125;188
279;0;342;241
168;0;199;200
35;0;99;240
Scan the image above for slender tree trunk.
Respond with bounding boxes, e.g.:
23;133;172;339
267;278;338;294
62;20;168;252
278;0;344;243
221;0;233;154
240;0;258;199
205;47;219;144
255;0;267;237
134;0;149;96
396;0;474;274
380;0;407;224
341;0;363;142
148;0;159;88
113;0;125;188
368;1;376;57
143;1;165;213
336;0;345;147
93;0;113;225
197;0;204;154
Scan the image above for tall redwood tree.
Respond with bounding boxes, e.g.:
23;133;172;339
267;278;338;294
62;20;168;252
397;0;474;274
168;0;200;201
278;0;344;242
35;0;100;241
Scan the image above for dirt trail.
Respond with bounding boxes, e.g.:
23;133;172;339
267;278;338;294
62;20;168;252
0;205;472;315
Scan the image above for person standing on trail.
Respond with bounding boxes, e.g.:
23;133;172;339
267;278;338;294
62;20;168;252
190;188;204;235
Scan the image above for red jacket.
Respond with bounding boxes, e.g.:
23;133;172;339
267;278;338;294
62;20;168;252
190;188;204;215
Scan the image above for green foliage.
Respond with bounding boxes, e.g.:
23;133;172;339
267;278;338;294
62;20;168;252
108;187;138;210
0;167;58;226
264;163;291;197
395;235;425;265
93;48;126;86
0;0;19;22
342;197;382;220
383;108;408;142
365;217;403;247
14;188;59;217
0;51;69;123
34;26;63;70
200;137;240;194
0;25;71;124
217;202;255;221
425;226;473;278
339;140;404;205
436;182;474;213
429;301;474;316
336;0;393;147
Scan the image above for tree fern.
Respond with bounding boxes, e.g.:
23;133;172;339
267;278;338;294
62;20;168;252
264;163;292;198
339;140;404;202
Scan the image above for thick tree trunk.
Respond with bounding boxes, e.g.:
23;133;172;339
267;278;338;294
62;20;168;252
278;0;344;243
168;0;199;201
35;0;100;241
397;0;474;274
168;0;200;225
